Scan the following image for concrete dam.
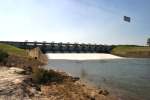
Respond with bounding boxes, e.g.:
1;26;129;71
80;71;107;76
0;41;114;53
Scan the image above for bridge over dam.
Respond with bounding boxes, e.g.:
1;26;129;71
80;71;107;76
0;41;114;53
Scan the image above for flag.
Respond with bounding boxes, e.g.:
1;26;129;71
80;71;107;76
124;16;131;22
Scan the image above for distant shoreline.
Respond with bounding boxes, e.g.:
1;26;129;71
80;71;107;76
111;45;150;58
47;53;123;60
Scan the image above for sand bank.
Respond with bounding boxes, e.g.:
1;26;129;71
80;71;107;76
47;53;123;60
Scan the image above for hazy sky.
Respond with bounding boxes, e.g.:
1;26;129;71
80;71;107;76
0;0;150;45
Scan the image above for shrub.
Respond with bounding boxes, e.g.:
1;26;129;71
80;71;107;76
31;67;63;84
0;49;8;62
32;67;50;84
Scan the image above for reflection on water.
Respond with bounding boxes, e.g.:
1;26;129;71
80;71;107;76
47;58;150;100
80;68;88;78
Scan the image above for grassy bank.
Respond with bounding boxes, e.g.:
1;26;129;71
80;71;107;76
0;43;45;68
0;43;28;57
111;45;150;58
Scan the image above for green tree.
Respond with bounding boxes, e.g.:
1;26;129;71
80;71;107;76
147;38;150;46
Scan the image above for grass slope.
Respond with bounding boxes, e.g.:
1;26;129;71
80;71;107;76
111;45;150;58
0;43;28;57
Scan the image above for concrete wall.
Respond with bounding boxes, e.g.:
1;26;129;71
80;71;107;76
27;47;48;64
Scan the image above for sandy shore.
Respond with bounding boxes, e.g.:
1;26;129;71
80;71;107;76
47;53;123;60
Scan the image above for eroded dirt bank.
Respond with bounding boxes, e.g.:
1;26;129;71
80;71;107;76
0;66;117;100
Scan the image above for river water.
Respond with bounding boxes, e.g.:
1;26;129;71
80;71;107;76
46;58;150;100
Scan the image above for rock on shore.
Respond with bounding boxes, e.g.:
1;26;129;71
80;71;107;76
0;67;29;99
